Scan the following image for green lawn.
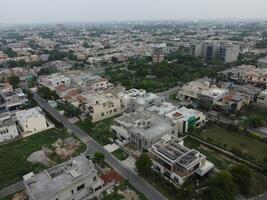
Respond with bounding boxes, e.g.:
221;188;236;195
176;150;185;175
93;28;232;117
194;125;267;163
112;148;129;161
184;136;267;198
77;117;117;146
0;128;85;189
240;104;267;119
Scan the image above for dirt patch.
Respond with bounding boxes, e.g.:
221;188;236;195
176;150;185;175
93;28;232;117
10;190;28;200
118;189;140;200
27;137;81;166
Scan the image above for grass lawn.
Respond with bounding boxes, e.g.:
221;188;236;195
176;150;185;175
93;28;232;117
77;117;117;146
240;104;267;119
194;125;267;163
184;137;267;198
0;128;86;189
112;148;129;161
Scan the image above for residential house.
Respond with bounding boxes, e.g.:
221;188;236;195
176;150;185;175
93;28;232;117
23;155;105;200
15;107;53;137
149;135;214;185
0;119;19;143
38;73;71;90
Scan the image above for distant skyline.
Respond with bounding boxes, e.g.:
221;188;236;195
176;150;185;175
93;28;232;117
0;0;267;24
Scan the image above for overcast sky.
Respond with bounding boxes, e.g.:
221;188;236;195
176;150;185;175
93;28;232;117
0;0;267;24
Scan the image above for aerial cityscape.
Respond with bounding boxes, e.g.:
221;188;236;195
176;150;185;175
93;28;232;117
0;0;267;200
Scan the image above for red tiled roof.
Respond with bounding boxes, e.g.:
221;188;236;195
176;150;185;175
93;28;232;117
101;170;124;184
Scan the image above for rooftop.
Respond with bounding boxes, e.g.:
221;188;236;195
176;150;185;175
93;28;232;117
23;155;97;200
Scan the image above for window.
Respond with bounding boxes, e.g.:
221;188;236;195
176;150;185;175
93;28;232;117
71;189;74;194
101;113;104;117
77;184;85;191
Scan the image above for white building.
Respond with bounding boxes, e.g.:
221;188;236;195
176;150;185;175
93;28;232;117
38;73;71;91
149;135;214;185
0;119;19;143
119;89;163;112
23;155;105;200
165;107;206;135
15;107;53;137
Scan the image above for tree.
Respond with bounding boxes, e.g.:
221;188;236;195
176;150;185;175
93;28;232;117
208;171;236;200
8;75;20;88
135;153;152;175
37;86;59;100
230;164;251;195
93;152;105;164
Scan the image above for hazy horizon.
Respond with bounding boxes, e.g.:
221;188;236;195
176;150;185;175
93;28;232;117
0;0;267;24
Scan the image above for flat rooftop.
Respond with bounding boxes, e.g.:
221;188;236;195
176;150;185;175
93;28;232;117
24;155;96;200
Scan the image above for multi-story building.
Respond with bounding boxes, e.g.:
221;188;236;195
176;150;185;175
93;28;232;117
0;119;19;143
38;73;71;91
0;88;28;111
151;43;166;63
190;41;239;63
165;107;206;135
112;110;175;150
23;155;105;200
149;135;214;185
119;89;163;112
82;92;123;123
178;80;228;104
218;43;240;63
15;107;53;137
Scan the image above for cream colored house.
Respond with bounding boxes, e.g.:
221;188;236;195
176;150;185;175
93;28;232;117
83;93;123;123
15;107;54;137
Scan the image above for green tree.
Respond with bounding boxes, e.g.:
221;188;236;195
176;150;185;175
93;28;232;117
135;153;152;175
93;151;105;164
230;164;251;195
37;86;59;100
8;75;20;88
208;171;236;200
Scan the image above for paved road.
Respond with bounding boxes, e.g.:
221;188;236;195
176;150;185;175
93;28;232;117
10;86;166;200
0;181;24;198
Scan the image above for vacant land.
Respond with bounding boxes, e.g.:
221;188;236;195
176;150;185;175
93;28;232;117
0;128;85;189
194;125;267;163
240;104;267;119
112;148;129;161
184;137;267;198
77;117;117;145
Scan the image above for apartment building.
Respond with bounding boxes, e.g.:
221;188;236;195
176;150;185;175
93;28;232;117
165;107;206;135
119;89;163;112
15;107;53;137
0;119;19;143
149;135;214;185
257;89;267;106
23;155;105;200
190;41;239;63
38;73;71;90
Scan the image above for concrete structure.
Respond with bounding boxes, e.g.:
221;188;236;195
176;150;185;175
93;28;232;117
0;119;19;143
257;89;267;106
190;41;239;63
149;135;214;185
178;80;228;103
119;89;164;112
218;43;240;63
38;73;71;91
258;56;267;67
15;107;53;137
23;155;104;200
151;43;166;63
82;92;123;123
165;107;206;135
0;88;28;111
112;111;175;150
